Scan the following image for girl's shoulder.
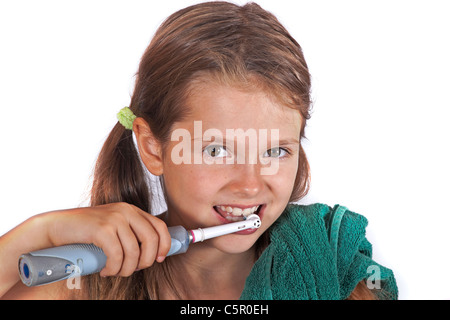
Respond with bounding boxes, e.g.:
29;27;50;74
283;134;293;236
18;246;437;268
278;203;370;256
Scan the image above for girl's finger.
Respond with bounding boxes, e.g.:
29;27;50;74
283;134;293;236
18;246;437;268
132;208;172;263
149;216;172;262
128;208;170;269
96;228;124;277
116;224;141;277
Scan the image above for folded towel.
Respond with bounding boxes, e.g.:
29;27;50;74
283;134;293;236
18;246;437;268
240;203;398;300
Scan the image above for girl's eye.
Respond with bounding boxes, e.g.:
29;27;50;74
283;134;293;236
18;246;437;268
203;145;228;158
263;147;288;158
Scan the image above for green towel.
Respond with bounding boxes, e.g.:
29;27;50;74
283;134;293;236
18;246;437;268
240;203;398;300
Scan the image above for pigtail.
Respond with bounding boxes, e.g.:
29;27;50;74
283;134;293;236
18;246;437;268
90;122;149;212
83;121;154;300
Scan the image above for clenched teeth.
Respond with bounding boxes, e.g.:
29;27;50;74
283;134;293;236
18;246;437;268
215;205;260;220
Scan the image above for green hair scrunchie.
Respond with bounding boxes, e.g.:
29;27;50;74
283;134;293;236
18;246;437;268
117;107;136;130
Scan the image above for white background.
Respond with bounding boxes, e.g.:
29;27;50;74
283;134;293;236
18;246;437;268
1;0;449;299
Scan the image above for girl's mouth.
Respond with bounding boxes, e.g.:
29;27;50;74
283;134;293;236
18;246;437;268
213;204;265;222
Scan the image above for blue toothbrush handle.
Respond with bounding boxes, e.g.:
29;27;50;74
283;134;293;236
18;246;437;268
18;226;190;287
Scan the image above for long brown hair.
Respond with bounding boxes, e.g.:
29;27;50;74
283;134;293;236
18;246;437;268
84;1;312;299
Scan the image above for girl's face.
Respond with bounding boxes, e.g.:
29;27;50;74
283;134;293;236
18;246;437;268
161;81;301;254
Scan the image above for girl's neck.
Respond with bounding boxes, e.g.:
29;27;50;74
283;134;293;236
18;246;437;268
161;242;256;299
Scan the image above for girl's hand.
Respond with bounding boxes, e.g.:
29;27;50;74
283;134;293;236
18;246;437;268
1;202;170;297
44;202;172;277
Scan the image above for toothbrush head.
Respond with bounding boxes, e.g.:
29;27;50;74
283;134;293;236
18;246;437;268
244;214;261;228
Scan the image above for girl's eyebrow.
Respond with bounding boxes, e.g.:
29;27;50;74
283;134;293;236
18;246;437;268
278;138;300;146
192;137;300;145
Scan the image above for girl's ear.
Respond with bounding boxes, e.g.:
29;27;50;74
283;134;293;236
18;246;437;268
133;117;164;176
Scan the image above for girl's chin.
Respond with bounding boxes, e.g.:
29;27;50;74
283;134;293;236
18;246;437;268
206;232;262;254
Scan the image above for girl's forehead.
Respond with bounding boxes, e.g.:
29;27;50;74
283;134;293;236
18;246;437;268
182;82;302;134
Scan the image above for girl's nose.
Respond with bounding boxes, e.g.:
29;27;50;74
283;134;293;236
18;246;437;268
227;164;265;198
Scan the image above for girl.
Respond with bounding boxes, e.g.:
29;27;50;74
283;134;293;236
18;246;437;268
0;1;397;300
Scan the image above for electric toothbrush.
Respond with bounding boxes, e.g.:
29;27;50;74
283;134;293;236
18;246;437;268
18;214;261;287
